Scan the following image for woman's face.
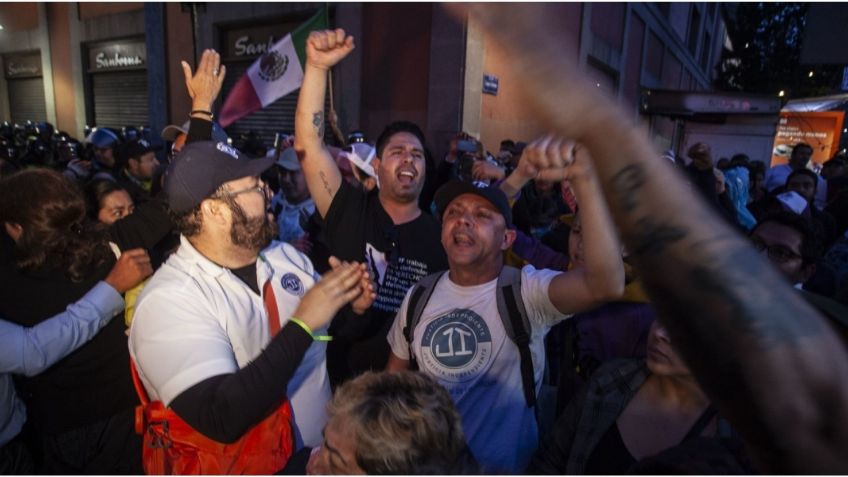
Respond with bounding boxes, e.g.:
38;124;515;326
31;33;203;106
645;321;691;377
97;190;134;225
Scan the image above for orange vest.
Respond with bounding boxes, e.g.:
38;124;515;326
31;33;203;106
131;359;295;474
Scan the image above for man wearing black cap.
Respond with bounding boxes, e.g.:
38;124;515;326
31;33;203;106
129;140;373;471
117;138;161;202
386;137;624;473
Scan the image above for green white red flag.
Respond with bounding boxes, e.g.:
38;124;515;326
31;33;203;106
219;8;328;127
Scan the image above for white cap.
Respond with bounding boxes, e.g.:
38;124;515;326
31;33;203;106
340;143;377;179
776;190;809;215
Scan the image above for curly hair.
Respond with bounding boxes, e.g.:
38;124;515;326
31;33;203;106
326;371;475;474
0;169;112;281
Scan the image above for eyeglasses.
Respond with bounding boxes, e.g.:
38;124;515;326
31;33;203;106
750;237;802;263
214;181;268;200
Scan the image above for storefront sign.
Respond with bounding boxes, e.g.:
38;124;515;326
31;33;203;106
88;40;146;72
771;111;845;166
223;23;293;60
483;74;499;95
4;53;41;79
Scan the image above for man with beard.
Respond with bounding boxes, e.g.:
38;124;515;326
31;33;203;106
295;29;448;385
129;140;373;470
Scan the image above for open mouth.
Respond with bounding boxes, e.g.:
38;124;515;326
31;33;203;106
397;169;416;184
452;232;475;247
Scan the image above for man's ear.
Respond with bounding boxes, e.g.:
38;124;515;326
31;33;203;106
200;198;229;227
371;157;381;174
800;263;817;285
502;228;517;251
4;222;23;242
360;177;376;191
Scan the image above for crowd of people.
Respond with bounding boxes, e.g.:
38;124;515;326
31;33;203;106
1;4;847;475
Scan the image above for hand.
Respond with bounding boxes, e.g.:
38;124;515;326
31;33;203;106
181;49;226;111
713;168;726;194
472;160;505;182
514;134;576;182
328;256;376;315
290;235;314;254
104;249;153;293
305;29;355;71
294;260;365;330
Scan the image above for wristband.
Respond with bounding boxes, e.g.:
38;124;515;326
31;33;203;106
289;317;332;342
190;110;214;119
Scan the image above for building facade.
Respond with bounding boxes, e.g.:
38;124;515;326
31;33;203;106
0;2;727;159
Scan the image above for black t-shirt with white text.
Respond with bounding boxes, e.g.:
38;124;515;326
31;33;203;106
323;180;447;384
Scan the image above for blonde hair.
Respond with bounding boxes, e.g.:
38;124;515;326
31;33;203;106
327;371;473;474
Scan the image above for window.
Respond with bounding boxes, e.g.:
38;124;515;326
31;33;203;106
687;8;701;55
700;31;712;71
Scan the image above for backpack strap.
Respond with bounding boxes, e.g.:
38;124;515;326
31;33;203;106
683;404;719;442
403;271;446;370
496;266;536;408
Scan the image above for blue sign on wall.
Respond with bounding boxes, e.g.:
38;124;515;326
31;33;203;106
483;74;499;95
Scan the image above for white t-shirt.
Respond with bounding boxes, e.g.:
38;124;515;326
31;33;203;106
387;265;569;473
129;236;330;448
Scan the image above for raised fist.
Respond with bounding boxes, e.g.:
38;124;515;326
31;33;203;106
305;29;355;70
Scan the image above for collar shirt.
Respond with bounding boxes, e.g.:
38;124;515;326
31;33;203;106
129;235;329;448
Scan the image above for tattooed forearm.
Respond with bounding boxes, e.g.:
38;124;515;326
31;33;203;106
319;170;333;200
312;111;325;139
610;164;688;256
610;164;645;213
625;218;688;256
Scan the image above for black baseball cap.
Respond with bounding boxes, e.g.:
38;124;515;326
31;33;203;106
434;180;514;228
120;138;161;162
165;140;273;213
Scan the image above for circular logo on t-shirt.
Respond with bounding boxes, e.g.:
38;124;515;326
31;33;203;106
419;309;492;383
280;272;304;296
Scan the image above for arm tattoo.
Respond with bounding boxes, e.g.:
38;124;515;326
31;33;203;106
312;111;325;139
610;164;688;256
319;170;333;200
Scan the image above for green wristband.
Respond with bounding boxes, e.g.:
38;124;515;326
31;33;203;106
289;317;333;342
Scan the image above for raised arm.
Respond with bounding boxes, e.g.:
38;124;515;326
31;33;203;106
0;249;151;376
511;135;624;315
455;4;848;472
294;29;355;217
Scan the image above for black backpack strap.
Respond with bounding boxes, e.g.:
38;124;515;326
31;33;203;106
683;404;718;442
496;266;536;408
403;271;445;370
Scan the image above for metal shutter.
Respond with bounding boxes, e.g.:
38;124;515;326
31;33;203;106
91;70;149;129
221;61;329;147
8;77;47;124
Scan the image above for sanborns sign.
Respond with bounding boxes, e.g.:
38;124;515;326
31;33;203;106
4;53;41;79
88;40;146;72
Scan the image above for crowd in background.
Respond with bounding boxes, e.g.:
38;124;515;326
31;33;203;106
1;5;847;475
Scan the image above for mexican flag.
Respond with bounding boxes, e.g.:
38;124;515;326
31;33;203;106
218;8;328;127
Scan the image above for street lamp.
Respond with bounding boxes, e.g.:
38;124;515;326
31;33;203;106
778;90;785;97
808;71;814;78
